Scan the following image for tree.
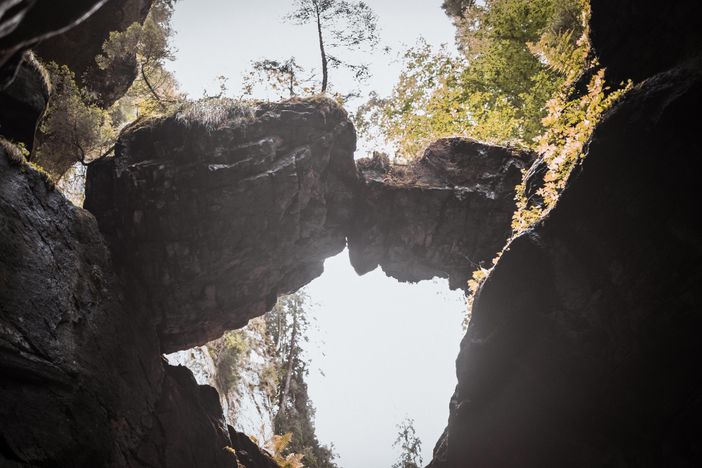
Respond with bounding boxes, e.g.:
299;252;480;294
392;418;423;468
265;291;338;468
96;0;184;117
356;0;589;159
32;0;183;179
32;62;115;178
242;57;311;100
441;0;476;18
286;0;379;93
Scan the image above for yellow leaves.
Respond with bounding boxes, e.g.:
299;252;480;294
266;433;305;468
511;67;633;234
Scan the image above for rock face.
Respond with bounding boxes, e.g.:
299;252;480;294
34;0;154;107
590;0;702;84
0;53;48;149
0;0;108;86
0;139;280;467
0;139;159;466
351;138;533;290
429;13;702;468
86;98;359;352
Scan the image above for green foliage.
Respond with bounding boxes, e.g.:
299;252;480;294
97;0;184;119
357;0;589;159
208;330;250;396
392;418;423;468
265;291;338;468
33;62;115;177
512;67;632;233
30;0;182;179
266;433;306;468
206;290;336;468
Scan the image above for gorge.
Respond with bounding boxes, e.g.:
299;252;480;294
1;1;702;467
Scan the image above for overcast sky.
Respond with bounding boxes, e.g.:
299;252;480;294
167;1;464;466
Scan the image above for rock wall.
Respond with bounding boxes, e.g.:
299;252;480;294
34;0;154;107
0;0;108;86
0;53;48;150
6;1;701;466
429;4;702;467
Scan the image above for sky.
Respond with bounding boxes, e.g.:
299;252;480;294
167;0;458;156
304;251;465;467
167;1;465;466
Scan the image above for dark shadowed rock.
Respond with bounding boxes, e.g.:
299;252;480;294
85;98;359;352
0;137;256;467
590;0;702;84
0;0;108;87
229;427;279;468
34;0;154;107
0;138;162;466
0;53;47;149
351;138;533;290
134;364;237;467
429;61;702;468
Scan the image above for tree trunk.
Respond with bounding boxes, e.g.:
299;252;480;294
278;313;298;415
315;5;328;93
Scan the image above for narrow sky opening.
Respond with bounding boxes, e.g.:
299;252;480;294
304;250;465;466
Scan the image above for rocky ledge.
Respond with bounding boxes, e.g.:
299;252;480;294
351;138;533;290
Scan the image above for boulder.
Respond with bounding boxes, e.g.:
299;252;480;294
351;138;533;290
85;98;359;352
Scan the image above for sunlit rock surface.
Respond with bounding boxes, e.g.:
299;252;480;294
167;336;276;444
351;138;533;290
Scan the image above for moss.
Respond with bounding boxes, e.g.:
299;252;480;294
24;51;51;97
0;138;28;166
176;97;255;130
1;138;56;189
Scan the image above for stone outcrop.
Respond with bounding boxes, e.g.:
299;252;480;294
86;98;359;352
351;139;533;290
0;0;108;87
9;2;702;466
0;139;159;466
34;0;154;107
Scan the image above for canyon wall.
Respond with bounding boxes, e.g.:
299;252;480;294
2;1;701;466
429;3;702;466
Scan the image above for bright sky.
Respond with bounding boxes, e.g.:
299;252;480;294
304;251;465;467
167;1;465;466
